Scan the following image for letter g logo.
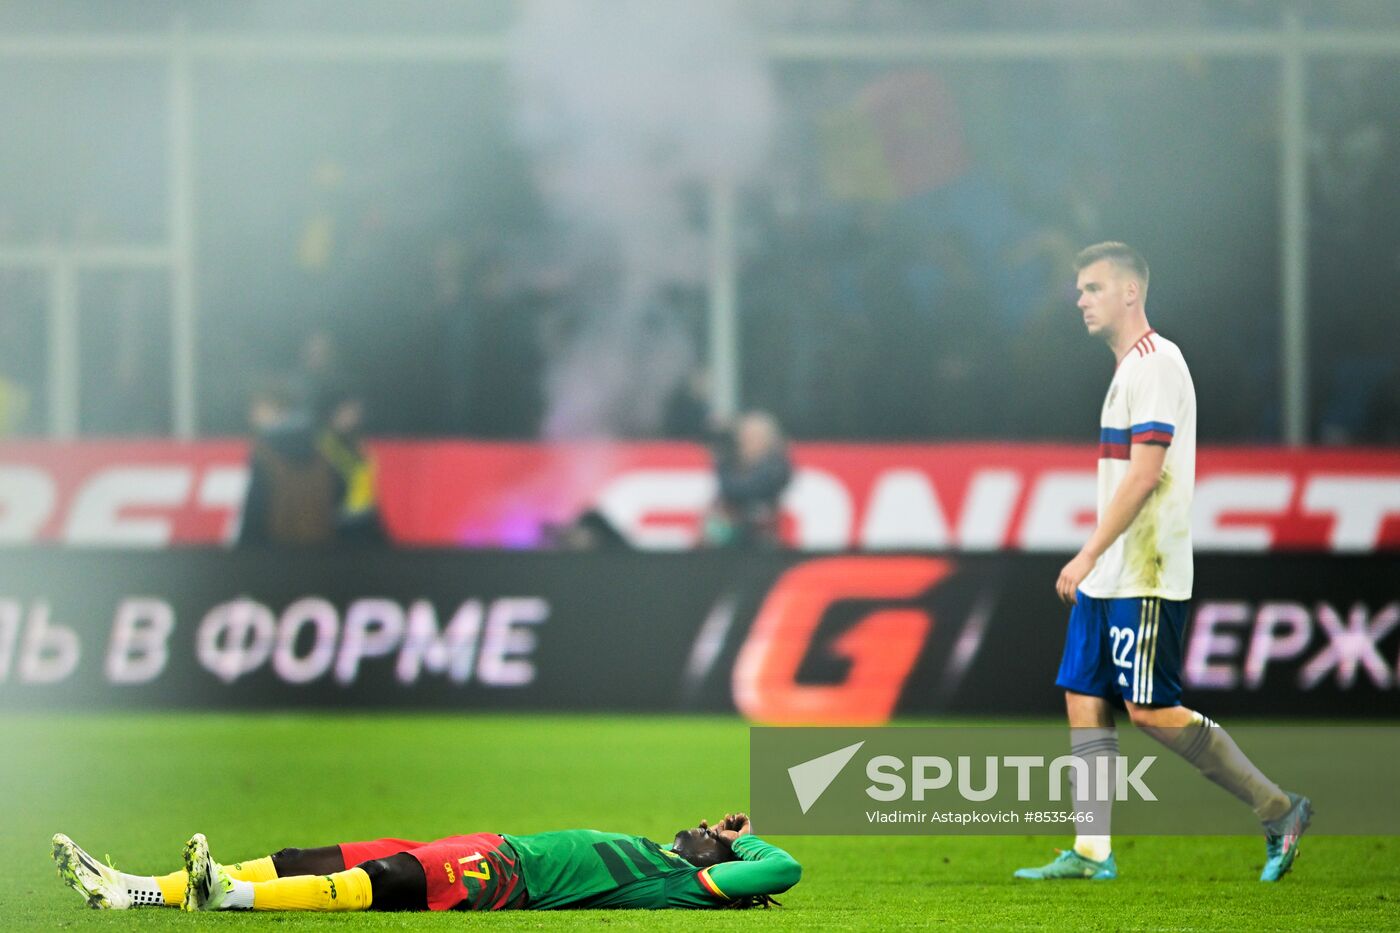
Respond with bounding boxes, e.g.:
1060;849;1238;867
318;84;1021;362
732;557;951;724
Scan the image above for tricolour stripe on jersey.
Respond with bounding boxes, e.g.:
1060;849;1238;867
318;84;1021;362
1099;426;1131;460
1131;420;1175;448
1130;420;1175;436
697;867;728;900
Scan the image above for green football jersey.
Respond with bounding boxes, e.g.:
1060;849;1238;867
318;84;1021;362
501;830;800;910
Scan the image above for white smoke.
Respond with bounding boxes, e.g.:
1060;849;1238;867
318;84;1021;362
508;0;775;438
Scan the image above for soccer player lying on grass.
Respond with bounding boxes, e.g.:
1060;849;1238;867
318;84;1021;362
52;812;799;913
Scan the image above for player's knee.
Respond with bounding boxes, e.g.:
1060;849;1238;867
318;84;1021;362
270;846;345;876
1125;703;1162;729
357;854;427;912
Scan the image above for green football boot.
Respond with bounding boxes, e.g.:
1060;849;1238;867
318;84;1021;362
1260;792;1312;882
1014;849;1117;880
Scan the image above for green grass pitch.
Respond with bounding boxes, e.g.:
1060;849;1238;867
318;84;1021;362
2;713;1396;931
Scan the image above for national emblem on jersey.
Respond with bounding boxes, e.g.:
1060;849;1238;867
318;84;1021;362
1081;330;1197;600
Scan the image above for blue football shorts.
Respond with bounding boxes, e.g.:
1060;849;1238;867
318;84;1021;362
1055;592;1188;707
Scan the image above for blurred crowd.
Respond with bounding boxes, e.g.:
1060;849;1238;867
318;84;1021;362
1;8;1399;448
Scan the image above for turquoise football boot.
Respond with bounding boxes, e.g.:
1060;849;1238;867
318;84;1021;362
1014;849;1117;880
1260;792;1312;882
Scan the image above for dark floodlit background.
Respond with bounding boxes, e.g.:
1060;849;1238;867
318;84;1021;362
2;1;1397;446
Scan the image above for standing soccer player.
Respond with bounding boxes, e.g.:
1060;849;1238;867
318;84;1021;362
1014;242;1311;882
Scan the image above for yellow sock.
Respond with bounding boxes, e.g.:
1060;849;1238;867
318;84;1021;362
154;871;186;907
151;855;277;907
251;867;373;912
228;856;278;883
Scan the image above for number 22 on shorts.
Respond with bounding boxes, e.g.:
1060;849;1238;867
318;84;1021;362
1108;625;1135;669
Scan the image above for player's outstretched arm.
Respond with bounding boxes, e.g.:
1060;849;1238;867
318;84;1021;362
705;815;801;899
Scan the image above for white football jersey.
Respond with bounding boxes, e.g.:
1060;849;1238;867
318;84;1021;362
1080;329;1196;600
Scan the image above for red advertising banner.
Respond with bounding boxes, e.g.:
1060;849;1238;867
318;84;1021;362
2;440;1399;551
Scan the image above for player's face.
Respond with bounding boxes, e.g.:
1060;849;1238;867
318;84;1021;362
672;825;728;868
1075;260;1131;339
